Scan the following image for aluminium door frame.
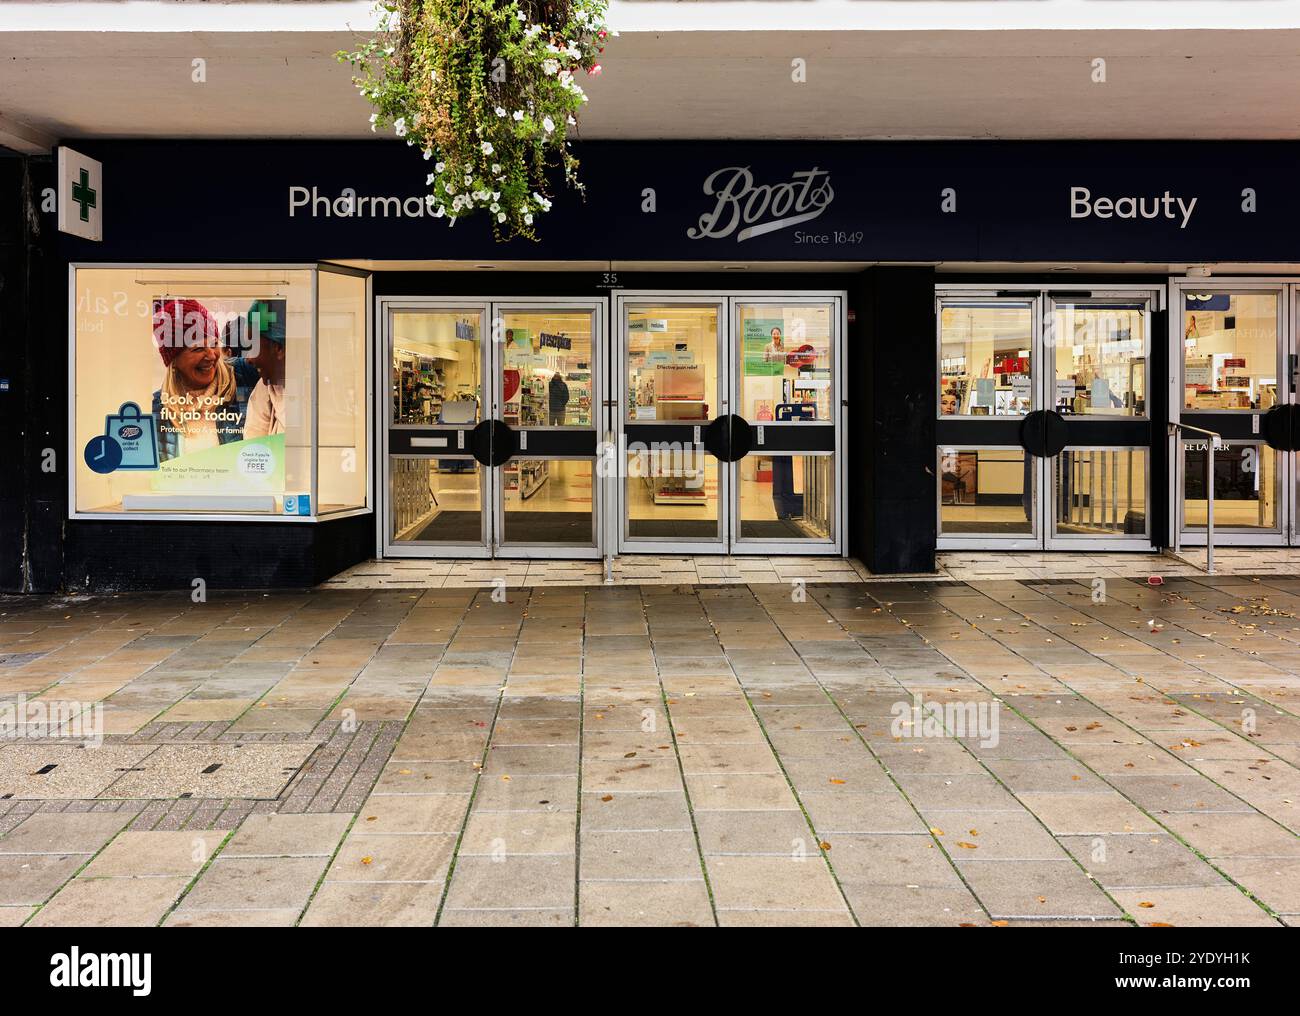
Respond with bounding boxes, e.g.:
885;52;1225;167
377;296;493;559
1168;277;1293;547
489;296;606;560
613;292;730;555
934;290;1044;550
725;293;845;556
1042;290;1157;551
935;283;1163;552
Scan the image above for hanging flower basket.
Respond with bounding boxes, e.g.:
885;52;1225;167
339;0;612;240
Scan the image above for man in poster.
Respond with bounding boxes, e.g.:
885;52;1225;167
242;300;287;438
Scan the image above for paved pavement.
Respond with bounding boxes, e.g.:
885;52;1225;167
1;572;1298;927
321;548;1297;588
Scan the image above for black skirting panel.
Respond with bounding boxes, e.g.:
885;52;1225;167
62;512;375;592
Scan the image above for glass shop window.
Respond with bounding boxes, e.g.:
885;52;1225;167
1183;292;1280;411
72;266;369;519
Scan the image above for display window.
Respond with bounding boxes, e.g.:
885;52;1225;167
1051;304;1147;416
939;303;1034;417
737;454;833;541
71;265;369;519
390;309;483;426
1053;448;1148;538
626;305;718;423
1182;441;1278;532
500;309;593;428
736;303;832;423
938;447;1034;536
1182;292;1280;411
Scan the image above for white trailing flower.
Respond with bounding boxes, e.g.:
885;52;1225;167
393;117;407;136
541;116;555;134
497;212;506;222
512;110;524;121
492;163;501;174
368;113;378;132
542;58;560;75
481;141;494;155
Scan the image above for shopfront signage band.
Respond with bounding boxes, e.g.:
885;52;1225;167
54;139;1300;263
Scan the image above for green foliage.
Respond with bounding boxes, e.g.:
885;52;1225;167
339;0;611;240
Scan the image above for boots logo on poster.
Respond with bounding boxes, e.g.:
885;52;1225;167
688;166;834;242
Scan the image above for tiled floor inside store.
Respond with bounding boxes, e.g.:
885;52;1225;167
2;558;1300;926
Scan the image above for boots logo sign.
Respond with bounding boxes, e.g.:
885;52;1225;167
688;166;835;242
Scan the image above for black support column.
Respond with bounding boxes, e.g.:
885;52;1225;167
0;152;61;593
848;266;937;574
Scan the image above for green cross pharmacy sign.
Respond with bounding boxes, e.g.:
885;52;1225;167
57;147;102;241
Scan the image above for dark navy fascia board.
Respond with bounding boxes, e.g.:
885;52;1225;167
53;138;1300;265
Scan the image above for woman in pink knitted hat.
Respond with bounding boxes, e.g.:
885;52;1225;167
150;298;255;462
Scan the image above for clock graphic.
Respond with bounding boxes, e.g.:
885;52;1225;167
84;434;123;474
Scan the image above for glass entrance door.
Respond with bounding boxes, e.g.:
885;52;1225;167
936;288;1157;551
1173;282;1296;546
495;303;602;557
614;293;844;555
381;298;603;559
618;297;726;552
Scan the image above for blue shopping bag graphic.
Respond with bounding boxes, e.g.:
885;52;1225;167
105;402;159;470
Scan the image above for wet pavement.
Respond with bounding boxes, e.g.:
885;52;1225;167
1;571;1298;926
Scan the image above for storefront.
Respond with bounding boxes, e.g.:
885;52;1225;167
9;138;1300;591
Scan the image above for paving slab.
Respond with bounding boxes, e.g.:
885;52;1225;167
27;875;191;927
579;879;714;927
300;882;444;927
83;830;226;877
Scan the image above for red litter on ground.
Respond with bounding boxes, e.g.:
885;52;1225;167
1147;576;1164;586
